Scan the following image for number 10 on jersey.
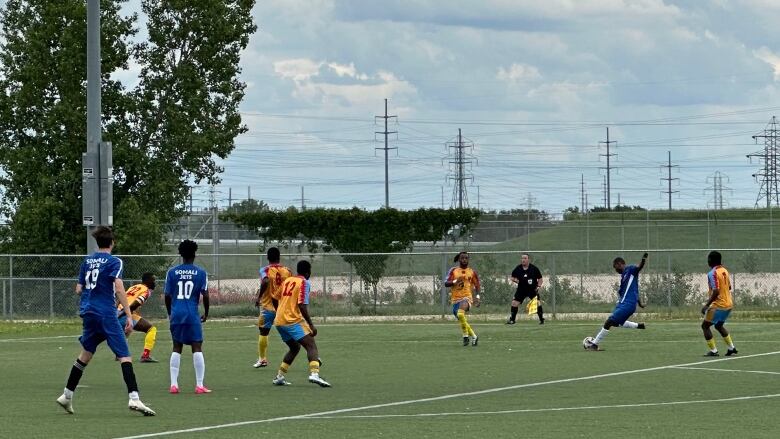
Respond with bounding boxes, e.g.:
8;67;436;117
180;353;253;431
177;280;195;299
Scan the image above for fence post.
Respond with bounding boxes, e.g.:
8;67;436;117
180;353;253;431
440;253;447;318
9;255;13;320
322;256;327;323
2;279;5;320
348;262;353;315
551;254;556;319
50;279;54;320
666;253;672;318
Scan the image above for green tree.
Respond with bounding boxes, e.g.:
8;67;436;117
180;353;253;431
0;0;256;254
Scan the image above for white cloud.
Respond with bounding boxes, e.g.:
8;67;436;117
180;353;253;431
273;58;323;81
753;47;780;80
497;63;542;83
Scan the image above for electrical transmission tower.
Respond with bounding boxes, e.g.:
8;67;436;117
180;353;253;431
705;171;731;210
748;116;780;208
660;150;679;210
599;127;617;210
445;129;476;209
375;98;397;208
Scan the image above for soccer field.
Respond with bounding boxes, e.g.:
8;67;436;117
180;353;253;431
2;319;780;438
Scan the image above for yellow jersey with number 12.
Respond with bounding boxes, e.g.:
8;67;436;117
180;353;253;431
273;275;311;326
117;284;151;318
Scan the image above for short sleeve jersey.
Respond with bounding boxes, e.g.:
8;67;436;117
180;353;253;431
708;265;733;309
164;264;209;325
616;264;640;307
77;252;124;316
511;264;542;294
273;275;310;326
117;284;151;317
446;266;480;304
258;263;292;311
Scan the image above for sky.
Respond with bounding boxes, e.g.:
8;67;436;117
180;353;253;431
13;0;780;215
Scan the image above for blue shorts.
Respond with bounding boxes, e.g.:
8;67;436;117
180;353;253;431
117;314;139;328
276;322;311;343
170;323;203;344
609;305;636;325
451;299;471;317
258;309;276;330
705;308;732;325
79;312;131;358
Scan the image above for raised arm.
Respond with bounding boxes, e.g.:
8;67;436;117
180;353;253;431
637;252;649;272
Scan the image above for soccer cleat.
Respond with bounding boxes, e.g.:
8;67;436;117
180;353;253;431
128;399;156;416
56;394;74;414
726;347;738;356
704;351;720;357
317;357;323;366
539;319;545;325
637;323;646;329
586;343;601;351
195;386;212;394
462;336;470;346
272;375;291;386
140;355;158;363
505;319;515;325
471;334;479;346
253;359;268;368
308;374;331;387
169;385;179;394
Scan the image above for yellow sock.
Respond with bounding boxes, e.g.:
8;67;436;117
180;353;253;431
457;309;474;337
277;362;290;376
143;326;157;351
259;335;269;360
706;338;717;352
723;334;734;348
309;360;320;375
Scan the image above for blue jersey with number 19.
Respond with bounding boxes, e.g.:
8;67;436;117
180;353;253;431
164;264;209;325
77;252;124;317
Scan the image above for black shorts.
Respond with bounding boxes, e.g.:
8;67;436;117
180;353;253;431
513;290;539;303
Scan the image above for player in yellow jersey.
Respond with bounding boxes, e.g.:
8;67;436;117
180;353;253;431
701;251;738;357
117;273;159;363
271;260;330;387
444;252;480;346
253;247;292;368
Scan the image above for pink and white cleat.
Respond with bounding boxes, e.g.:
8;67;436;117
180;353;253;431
169;385;179;394
195;386;212;394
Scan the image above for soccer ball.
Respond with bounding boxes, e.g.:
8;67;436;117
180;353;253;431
582;336;595;349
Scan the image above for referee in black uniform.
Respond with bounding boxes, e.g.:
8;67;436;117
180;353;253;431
507;253;545;324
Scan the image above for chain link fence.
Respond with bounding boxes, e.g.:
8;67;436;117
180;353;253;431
2;249;779;321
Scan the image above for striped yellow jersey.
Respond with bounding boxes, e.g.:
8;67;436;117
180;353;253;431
258;263;292;311
707;265;733;309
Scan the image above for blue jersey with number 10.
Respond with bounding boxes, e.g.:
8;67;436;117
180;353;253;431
77;252;124;317
164;264;209;325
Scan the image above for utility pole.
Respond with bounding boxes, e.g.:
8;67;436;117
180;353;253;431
228;187;232;209
580;174;586;213
301;186;306;211
748;116;780;208
705;171;731;210
375;98;397;208
82;0;112;253
525;193;537;249
445;129;476;208
441;186;444;209
477;185;480;211
599;127;617;210
602;175;608;208
660;150;679;210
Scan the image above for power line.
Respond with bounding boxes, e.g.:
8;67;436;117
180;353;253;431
748;116;780;208
705;171;731;210
660;150;679;210
375;98;397;208
599;127;617;210
445;128;476;209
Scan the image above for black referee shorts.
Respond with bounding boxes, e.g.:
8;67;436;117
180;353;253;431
513;290;539;303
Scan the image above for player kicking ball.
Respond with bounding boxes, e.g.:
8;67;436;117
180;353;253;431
584;253;648;351
272;260;330;387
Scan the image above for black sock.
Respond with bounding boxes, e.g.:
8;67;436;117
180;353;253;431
120;361;139;394
537;306;545;321
510;306;518;321
65;359;87;392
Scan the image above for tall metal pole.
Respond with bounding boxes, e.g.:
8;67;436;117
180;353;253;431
85;0;102;253
384;99;389;207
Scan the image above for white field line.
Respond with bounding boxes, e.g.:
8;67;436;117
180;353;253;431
305;393;780;420
113;350;780;439
0;334;78;342
673;366;780;375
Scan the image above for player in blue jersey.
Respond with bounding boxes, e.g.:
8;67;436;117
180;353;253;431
165;239;211;394
584;253;648;351
56;226;155;416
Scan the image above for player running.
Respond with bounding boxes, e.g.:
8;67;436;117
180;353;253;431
444;252;480;346
584;253;648;351
701;251;738;357
118;273;159;363
253;247;292;368
165;240;211;394
56;226;155;416
272;260;330;387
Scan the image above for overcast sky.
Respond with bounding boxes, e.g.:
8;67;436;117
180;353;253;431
13;0;780;214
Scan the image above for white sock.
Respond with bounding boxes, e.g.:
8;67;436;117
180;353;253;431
593;328;609;345
169;352;181;387
63;388;74;399
622;321;639;329
193;352;205;387
129;391;139;400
